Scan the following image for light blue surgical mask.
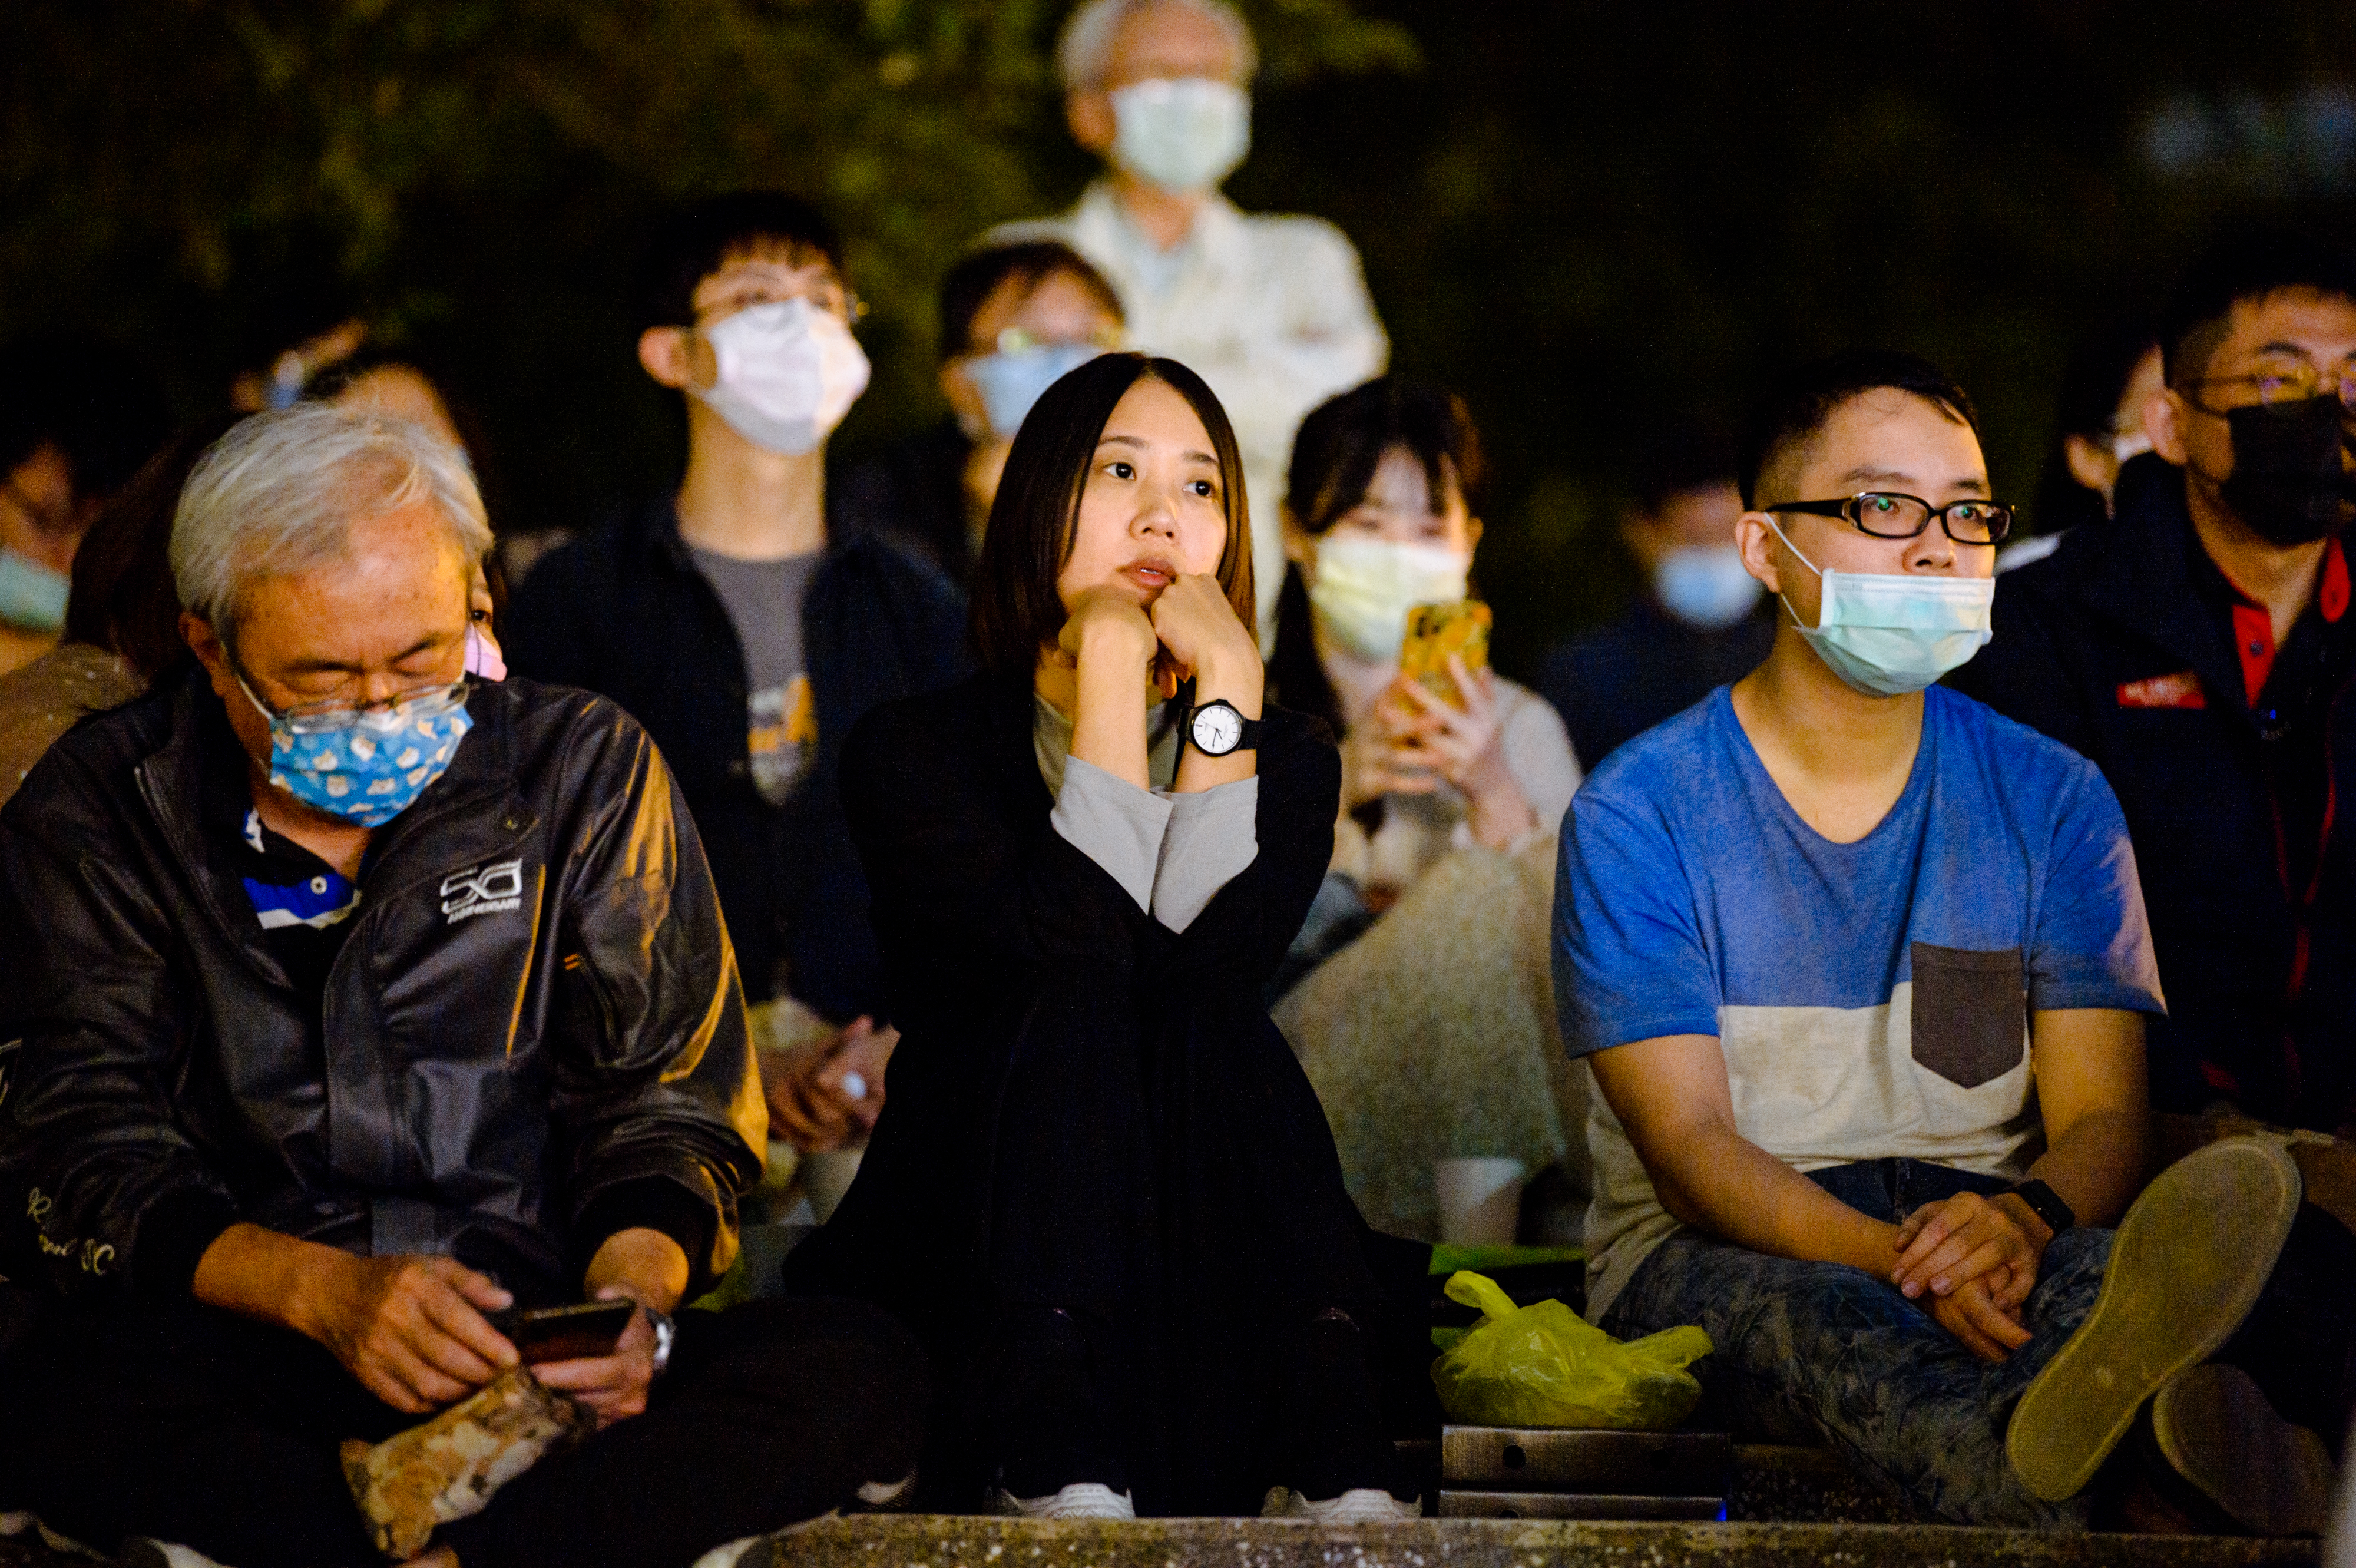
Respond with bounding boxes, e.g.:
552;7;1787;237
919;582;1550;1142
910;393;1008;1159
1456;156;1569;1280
238;671;474;828
1653;545;1763;631
1108;77;1251;194
963;342;1104;441
0;546;70;633
1763;515;1993;697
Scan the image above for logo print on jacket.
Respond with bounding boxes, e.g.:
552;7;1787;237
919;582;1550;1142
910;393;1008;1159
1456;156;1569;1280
441;859;525;924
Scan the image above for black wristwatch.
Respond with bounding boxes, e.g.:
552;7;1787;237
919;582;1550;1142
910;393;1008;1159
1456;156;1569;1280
2004;1178;2076;1235
1185;698;1263;757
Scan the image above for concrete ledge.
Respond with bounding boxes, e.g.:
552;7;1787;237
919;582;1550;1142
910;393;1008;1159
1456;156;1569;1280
755;1514;2321;1568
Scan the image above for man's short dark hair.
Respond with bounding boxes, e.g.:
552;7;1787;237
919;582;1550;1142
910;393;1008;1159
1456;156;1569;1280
937;241;1123;362
1629;422;1738;518
1737;349;1980;508
2156;228;2356;389
631;190;843;337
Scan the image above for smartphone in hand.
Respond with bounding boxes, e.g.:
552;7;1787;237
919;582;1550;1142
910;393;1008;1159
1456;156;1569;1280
1399;600;1492;706
487;1300;637;1365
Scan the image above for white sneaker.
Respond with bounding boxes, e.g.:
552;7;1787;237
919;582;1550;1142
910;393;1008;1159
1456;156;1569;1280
1262;1486;1421;1523
988;1481;1137;1520
690;1536;766;1568
853;1470;918;1510
116;1541;238;1568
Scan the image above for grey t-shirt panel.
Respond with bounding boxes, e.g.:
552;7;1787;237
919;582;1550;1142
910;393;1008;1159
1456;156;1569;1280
691;547;821;808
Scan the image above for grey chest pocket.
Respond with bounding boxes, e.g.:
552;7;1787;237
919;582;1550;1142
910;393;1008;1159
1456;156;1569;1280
1910;943;2027;1090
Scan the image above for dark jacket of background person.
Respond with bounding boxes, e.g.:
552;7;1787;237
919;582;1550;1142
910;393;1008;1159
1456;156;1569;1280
781;670;1421;1514
503;495;969;1020
1949;458;2355;1127
0;671;763;1306
1537;594;1773;770
835;420;977;589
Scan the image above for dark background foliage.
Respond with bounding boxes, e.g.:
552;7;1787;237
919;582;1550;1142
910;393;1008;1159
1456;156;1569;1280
6;1;2354;675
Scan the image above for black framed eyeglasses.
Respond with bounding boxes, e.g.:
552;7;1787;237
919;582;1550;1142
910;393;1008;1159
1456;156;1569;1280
1769;492;2013;546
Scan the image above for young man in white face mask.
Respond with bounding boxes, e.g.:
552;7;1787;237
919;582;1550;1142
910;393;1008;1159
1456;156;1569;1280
991;0;1388;648
504;192;969;1170
1537;424;1773;769
1554;349;2339;1532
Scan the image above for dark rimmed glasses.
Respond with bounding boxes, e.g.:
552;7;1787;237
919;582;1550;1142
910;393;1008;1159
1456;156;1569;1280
1769;492;2014;546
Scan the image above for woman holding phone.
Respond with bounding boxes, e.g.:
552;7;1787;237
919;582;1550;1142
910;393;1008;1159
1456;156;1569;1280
782;353;1419;1521
1264;378;1583;1241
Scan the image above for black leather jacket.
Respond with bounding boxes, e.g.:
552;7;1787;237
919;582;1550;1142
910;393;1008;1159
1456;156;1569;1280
0;671;763;1306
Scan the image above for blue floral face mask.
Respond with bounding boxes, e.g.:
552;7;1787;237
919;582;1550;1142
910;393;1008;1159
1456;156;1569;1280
237;671;473;828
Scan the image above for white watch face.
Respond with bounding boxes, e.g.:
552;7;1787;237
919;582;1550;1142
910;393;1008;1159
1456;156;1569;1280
1192;703;1243;753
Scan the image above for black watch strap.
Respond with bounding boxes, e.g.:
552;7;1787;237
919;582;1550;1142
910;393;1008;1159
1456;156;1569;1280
2004;1177;2076;1235
1186;699;1263;756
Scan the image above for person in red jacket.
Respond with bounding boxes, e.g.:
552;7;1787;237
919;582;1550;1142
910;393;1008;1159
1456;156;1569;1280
1950;231;2356;1471
1952;230;2356;1134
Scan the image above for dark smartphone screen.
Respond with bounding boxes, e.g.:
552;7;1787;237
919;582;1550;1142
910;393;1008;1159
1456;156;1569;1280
488;1300;637;1365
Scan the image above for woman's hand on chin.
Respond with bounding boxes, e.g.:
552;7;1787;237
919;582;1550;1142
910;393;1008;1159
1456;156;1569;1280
1058;586;1159;676
1150;573;1262;712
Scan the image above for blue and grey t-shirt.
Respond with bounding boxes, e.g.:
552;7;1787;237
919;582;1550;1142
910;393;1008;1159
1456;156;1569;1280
1553;684;2165;1318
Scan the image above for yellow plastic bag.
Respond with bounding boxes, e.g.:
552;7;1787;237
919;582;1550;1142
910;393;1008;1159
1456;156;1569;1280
1430;1269;1713;1430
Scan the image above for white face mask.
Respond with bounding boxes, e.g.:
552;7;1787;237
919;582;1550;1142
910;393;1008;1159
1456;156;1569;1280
1653;545;1763;631
1764;515;1993;697
1108;77;1251;195
690;297;871;455
1308;535;1470;663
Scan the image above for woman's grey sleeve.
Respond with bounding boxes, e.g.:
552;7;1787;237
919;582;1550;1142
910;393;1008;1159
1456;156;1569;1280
1050;754;1173;912
1151;776;1259;933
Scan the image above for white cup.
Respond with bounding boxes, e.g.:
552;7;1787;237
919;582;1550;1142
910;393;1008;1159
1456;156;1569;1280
1435;1157;1526;1246
800;1147;866;1224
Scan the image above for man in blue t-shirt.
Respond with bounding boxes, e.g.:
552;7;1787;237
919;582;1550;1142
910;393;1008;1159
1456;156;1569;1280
1554;350;2335;1532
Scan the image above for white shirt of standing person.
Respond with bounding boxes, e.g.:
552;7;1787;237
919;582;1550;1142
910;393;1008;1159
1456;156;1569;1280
990;0;1389;648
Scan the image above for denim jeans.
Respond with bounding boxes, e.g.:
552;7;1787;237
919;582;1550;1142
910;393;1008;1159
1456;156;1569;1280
1599;1159;2113;1529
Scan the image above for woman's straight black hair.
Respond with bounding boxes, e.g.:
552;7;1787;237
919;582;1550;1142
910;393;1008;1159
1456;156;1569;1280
969;352;1253;674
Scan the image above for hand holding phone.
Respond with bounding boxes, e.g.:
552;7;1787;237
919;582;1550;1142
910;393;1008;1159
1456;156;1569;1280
487;1299;638;1366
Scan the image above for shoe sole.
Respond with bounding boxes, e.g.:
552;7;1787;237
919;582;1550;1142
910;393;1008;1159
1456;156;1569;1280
2006;1137;2301;1502
988;1483;1136;1520
2152;1363;2334;1536
1262;1487;1422;1523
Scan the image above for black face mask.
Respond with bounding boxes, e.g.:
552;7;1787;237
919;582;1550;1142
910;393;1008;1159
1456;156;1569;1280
2221;396;2356;546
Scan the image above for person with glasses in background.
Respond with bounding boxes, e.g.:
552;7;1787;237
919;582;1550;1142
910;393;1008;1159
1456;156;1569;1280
1955;233;2356;1148
0;405;925;1568
505;192;969;1175
1557;349;2341;1533
837;239;1127;590
992;0;1389;648
1953;236;2356;1517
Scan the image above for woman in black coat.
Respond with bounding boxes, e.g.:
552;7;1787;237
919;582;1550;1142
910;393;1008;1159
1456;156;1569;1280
782;353;1420;1520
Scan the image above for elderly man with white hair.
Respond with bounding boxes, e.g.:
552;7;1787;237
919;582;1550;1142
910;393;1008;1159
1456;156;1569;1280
993;0;1389;645
0;405;924;1568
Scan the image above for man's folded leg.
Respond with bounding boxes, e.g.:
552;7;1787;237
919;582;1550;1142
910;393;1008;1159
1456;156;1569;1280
0;1300;405;1568
438;1296;926;1568
1600;1227;2113;1529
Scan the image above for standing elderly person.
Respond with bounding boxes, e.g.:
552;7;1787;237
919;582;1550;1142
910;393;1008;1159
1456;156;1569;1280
994;0;1388;645
0;406;924;1568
